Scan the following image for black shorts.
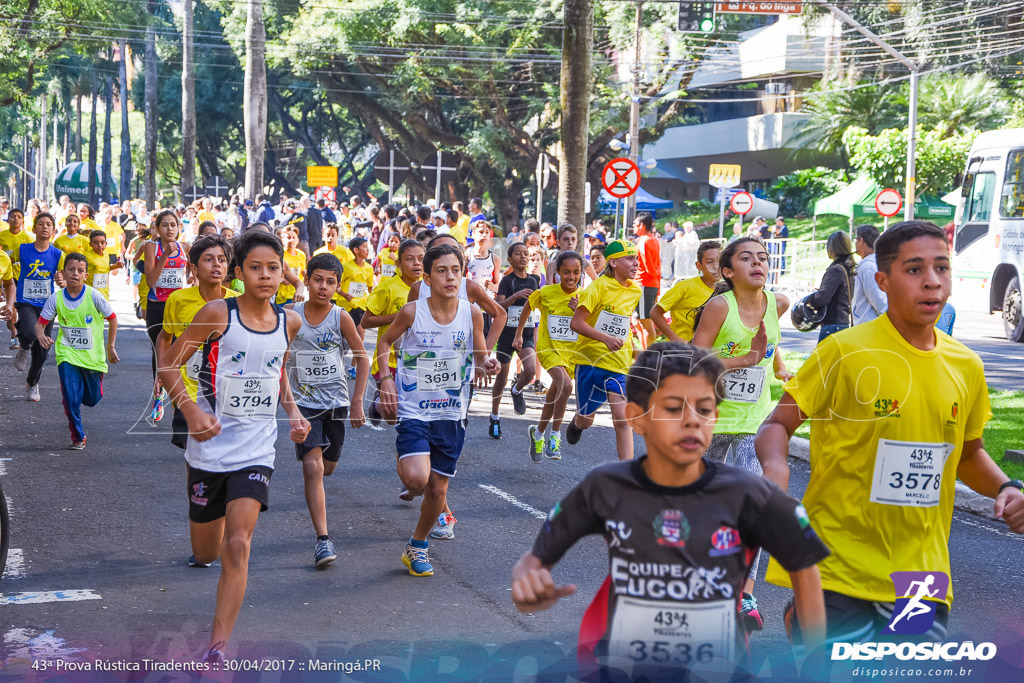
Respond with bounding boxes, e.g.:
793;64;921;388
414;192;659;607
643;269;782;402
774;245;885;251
187;465;273;523
348;308;365;327
636;286;659;319
495;328;535;365
295;405;348;462
171;405;188;450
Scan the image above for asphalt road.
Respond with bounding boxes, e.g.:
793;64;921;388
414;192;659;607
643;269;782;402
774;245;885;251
0;282;1022;682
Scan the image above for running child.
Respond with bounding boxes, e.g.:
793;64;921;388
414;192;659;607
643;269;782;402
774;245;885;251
1;208;33;348
375;244;499;576
35;253;119;449
83;230;124;300
157;229;310;662
313;223;355;265
563;239;642;462
337;236;374;328
691;235;791;631
144;209;189;420
488;242;540;439
651;240;720;343
374;232;401;280
362;239;425;426
544;223;598;285
54;213;89;256
157;234;239;452
9;212;65;401
276;226;306;305
512;342;827;680
465;221;500;294
513;250;583;462
757;220;1024;649
286;252;369;569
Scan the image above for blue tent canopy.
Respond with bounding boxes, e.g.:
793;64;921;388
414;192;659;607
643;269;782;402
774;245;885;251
598;186;673;213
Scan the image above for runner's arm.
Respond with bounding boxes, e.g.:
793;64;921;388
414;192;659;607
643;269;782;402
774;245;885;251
692;297;763;369
570;303;621;350
144;240;168;284
105;313;119;364
280;309;312;443
958;438;1024;533
467;279;507;348
789;566;826;655
755;392;806;492
510;552;576;613
512;300;533;350
375;303;416;420
472;304;500;376
338;309;369;428
649;304;683;342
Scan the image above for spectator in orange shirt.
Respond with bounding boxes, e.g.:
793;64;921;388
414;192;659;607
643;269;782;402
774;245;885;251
633;212;661;345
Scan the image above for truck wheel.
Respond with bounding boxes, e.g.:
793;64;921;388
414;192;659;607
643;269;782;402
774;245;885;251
1005;276;1024;342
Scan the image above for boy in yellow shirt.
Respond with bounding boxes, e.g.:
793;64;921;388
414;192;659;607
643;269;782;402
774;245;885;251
84;230;124;299
651;240;720;342
337;236;374;328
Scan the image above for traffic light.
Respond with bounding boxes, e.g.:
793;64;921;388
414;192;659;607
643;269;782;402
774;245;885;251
678;1;716;33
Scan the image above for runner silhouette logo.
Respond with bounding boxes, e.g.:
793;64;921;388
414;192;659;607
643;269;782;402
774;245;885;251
885;571;949;635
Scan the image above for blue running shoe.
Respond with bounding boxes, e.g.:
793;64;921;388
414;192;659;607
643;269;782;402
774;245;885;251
401;542;434;577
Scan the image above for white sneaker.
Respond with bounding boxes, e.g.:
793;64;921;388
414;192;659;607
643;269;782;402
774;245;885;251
27;384;40;402
14;348;28;371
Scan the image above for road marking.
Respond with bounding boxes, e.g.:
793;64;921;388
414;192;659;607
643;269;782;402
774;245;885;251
3;549;25;579
0;590;103;606
954;514;1022;540
478;484;547;519
0;456;9;475
3;627;87;661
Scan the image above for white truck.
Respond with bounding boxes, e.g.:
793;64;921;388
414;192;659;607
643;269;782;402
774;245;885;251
954;128;1024;341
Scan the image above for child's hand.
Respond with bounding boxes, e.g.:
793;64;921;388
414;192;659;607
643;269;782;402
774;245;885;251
37;335;54;350
481;356;501;376
511;567;576;613
512;334;523;351
603;335;624;352
747;321;767;365
107;345;120;364
186;409;221;442
349;403;366;429
378;378;398;420
568;296;578;311
289;413;312;443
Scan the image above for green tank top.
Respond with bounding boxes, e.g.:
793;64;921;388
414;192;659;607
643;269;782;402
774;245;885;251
55;286;108;373
711;289;780;434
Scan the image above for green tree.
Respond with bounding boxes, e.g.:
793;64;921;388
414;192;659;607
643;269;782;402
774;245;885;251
916;72;1010;137
795;84;904;155
843;126;975;196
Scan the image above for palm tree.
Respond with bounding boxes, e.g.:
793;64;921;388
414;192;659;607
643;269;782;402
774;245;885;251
916;72;1010;137
795;83;904;156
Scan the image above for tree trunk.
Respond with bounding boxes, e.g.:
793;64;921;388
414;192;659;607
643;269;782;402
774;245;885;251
557;0;594;230
102;74;113;202
243;0;267;198
119;38;132;203
38;93;47;200
75;92;82;161
88;75;98;205
181;0;196;198
144;5;158;208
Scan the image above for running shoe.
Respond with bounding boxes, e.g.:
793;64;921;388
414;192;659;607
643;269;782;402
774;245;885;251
528;425;544;463
26;384;40;402
429;513;457;540
739;592;764;632
488;416;502;439
510;386;526;415
347;366;357;379
8;337;18;350
68;439;86;450
314;538;337;569
147;392;165;425
401;543;434;577
566;420;582;445
14;348;28;371
199;641;226;665
530;380;547;393
188;555;213;568
546;433;562;460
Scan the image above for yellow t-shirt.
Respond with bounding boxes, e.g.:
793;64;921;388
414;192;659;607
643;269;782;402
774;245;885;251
313;244;354;265
163;285;241;400
276;249;307;303
196;210;216;226
80;217;101;235
84;249;114;298
0;229;33;278
452;215;470;245
765;314;991;607
0;249;13;282
365;275;411;374
102;221;125;256
338;261;374;311
656;276;714;341
574;275;642;374
55;233;91;256
377;249;398;279
527;283;582;371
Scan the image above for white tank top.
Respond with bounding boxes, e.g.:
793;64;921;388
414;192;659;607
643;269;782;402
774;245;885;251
186;299;289;472
467;251;495;285
288;302;350;410
395;299;474;422
417;278;468;301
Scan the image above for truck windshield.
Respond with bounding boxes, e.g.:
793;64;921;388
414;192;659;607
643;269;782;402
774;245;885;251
1000;148;1024;218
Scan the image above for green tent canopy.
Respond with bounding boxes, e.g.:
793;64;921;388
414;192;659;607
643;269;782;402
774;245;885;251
54;162;119;204
813;176;955;221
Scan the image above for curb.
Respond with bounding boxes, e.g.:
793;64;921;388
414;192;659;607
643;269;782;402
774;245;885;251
788;436;997;520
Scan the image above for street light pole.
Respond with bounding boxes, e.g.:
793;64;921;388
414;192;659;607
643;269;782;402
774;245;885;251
626;0;643;231
821;2;918;222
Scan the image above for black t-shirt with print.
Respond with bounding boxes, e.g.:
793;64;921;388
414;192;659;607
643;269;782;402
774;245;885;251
497;272;540;344
532;456;829;673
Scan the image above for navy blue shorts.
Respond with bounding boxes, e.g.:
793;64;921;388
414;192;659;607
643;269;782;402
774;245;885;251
395;419;466;478
575;364;626;416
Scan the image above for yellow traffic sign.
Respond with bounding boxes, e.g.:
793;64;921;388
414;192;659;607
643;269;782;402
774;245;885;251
708;163;741;189
306;165;338;187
